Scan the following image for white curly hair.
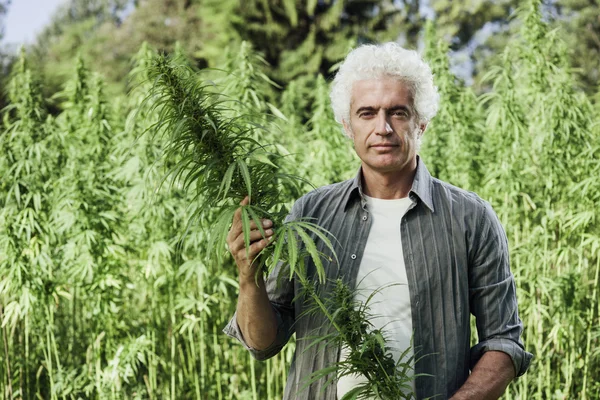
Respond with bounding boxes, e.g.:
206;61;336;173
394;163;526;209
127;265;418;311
330;42;439;138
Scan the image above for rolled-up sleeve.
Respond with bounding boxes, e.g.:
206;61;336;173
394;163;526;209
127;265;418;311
223;285;295;361
468;202;533;376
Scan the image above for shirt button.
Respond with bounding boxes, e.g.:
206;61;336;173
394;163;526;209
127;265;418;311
351;254;357;260
362;215;367;221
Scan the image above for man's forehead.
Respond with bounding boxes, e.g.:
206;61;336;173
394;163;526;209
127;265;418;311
350;77;414;109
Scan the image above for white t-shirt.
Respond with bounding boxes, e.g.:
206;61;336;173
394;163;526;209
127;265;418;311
337;195;414;399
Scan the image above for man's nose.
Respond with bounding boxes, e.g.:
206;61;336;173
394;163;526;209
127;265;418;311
375;111;393;136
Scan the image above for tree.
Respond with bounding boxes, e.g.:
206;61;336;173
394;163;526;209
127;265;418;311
28;0;209;102
551;0;600;93
0;0;12;108
430;0;599;95
228;0;410;83
0;0;9;38
0;0;8;31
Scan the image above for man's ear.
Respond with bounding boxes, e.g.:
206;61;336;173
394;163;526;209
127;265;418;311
419;122;428;136
342;120;354;139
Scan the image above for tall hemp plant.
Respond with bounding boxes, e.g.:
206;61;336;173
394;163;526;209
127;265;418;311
421;20;484;191
119;44;201;399
127;45;299;399
299;74;357;187
119;43;286;400
142;45;420;398
141;50;338;398
142;52;333;283
0;50;65;400
51;55;149;397
477;0;600;398
214;41;300;399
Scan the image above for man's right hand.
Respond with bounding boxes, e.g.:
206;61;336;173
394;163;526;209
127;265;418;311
227;196;278;350
226;196;274;283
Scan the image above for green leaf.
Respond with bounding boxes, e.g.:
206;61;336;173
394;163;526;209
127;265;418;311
295;226;326;283
267;102;289;122
374;330;386;349
237;159;252;202
241;206;251;256
219;162;237;200
13;183;21;206
295;220;338;264
246;205;266;237
286;227;298;279
271;227;286;274
306;0;318;16
340;385;365;400
249;151;278;168
282;0;298;26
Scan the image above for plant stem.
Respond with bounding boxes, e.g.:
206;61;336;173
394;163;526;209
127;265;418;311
170;281;176;400
250;355;257;400
581;255;600;399
1;305;13;399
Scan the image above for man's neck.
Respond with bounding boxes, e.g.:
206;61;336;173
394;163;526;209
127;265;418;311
361;160;417;199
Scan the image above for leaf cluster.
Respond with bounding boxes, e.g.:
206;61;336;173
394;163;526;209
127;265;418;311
304;279;417;400
142;53;337;282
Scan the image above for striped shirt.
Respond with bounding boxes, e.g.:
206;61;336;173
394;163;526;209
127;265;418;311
224;158;533;399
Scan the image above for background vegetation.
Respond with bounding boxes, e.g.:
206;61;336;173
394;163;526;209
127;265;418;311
1;0;599;399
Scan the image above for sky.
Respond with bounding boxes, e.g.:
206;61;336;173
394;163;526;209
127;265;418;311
2;0;67;46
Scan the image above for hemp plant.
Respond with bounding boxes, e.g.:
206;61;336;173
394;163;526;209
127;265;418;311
142;53;337;283
301;279;417;400
0;49;63;399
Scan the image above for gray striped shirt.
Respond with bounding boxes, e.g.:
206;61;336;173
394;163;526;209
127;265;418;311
225;158;533;399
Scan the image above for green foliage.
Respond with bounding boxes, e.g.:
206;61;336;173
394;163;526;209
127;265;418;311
474;3;600;399
141;53;337;281
1;49;61;399
0;0;9;40
1;1;599;398
229;0;407;83
430;0;518;46
422;20;483;190
305;279;417;399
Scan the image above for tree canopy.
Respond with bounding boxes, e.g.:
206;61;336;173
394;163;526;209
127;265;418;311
1;0;598;103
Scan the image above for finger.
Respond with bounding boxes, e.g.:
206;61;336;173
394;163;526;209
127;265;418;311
252;228;274;243
247;219;272;231
240;236;275;262
229;218;271;240
232;217;273;238
251;236;275;253
229;223;270;252
230;228;274;253
243;219;273;240
233;196;248;221
228;196;251;241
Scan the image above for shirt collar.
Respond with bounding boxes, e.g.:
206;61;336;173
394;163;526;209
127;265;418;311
410;156;435;212
344;156;435;213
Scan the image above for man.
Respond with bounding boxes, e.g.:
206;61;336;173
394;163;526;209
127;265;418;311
224;42;532;399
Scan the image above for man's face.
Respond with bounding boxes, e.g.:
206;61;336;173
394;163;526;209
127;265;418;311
343;77;424;176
